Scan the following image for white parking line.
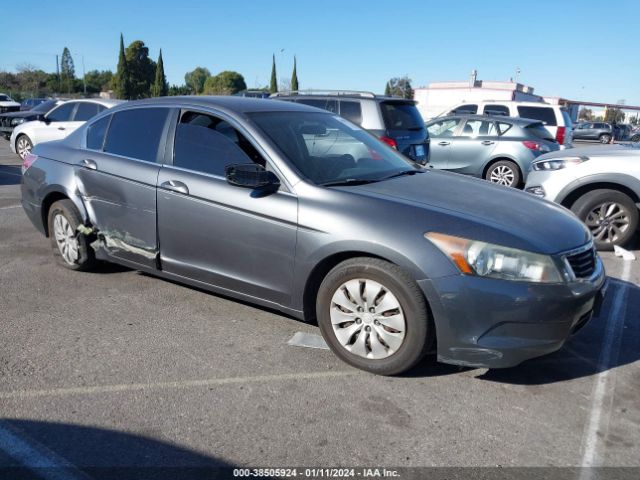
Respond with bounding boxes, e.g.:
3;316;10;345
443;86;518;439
0;370;356;400
579;264;632;476
0;204;20;210
0;421;90;480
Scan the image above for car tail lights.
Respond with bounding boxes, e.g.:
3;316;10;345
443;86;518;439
556;126;566;145
380;136;398;149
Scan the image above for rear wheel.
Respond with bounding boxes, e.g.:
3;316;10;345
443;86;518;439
485;160;521;188
599;133;612;144
316;257;433;376
47;199;96;270
16;134;33;160
571;189;638;250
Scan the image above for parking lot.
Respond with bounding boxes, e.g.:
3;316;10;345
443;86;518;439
0;138;639;477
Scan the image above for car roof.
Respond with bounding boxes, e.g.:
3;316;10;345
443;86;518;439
273;93;415;104
65;98;125;107
108;95;324;114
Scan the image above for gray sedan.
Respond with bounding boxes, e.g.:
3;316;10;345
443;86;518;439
425;115;560;187
21;97;605;375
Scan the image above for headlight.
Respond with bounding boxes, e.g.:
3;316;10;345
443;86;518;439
10;118;25;126
532;156;588;171
425;232;563;283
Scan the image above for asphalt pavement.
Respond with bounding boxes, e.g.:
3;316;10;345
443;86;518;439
0;139;638;478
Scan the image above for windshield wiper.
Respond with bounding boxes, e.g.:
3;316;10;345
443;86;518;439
377;169;424;181
319;178;381;187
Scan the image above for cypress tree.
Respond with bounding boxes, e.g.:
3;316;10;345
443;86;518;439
151;49;168;97
60;48;75;94
114;34;131;99
384;81;391;96
269;54;278;93
290;56;299;92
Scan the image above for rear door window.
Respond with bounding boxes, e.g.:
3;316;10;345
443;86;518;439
459;120;497;137
426;119;460;137
104;108;170;162
296;98;338;114
339;101;363;125
484;104;510;116
497;122;513;135
46;102;76;122
517;106;557;126
380;102;424;130
74;103;101;121
450;104;477;115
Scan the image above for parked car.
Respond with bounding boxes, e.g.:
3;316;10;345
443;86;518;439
443;101;573;149
0;99;65;140
20;98;49;111
525;144;640;250
271;90;430;165
10;98;122;159
424;114;559;187
0;93;21;114
21;96;605;375
572;122;613;143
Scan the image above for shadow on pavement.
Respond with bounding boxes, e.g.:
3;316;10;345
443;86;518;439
0;165;21;186
0;419;253;480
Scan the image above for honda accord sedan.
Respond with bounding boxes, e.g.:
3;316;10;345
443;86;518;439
21;96;606;375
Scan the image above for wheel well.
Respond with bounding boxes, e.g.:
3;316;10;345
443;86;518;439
41;192;70;237
560;182;640;209
482;157;521;179
302;251;388;323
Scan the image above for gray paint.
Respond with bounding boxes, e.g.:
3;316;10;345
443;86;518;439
21;96;605;369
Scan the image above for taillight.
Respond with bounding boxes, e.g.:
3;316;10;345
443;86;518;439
556;126;566;145
380;136;397;149
522;141;542;151
22;152;37;173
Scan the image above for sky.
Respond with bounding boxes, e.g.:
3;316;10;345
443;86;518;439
2;0;639;105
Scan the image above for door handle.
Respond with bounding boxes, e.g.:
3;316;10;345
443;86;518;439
160;180;189;195
57;127;66;131
79;159;97;170
438;141;450;146
481;140;495;145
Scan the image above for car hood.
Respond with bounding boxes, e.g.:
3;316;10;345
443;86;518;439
345;170;590;254
0;110;41;119
0;101;20;107
536;144;640;160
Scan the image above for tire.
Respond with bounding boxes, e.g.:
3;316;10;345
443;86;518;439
485;160;521;188
599;133;611;144
47;199;96;271
316;257;433;376
15;134;33;160
570;189;639;251
631;134;640;142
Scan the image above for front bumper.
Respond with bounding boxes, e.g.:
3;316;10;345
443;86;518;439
419;256;606;368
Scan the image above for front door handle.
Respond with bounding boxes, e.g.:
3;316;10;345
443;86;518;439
438;141;450;146
160;180;189;195
57;127;66;131
79;159;97;170
481;140;495;145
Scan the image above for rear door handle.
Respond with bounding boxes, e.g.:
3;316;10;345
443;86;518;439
160;180;189;195
438;141;450;146
481;140;495;145
79;159;97;170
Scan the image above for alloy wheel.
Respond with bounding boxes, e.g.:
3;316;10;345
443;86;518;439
53;213;79;265
16;136;32;159
585;202;630;245
489;165;515;186
329;278;406;360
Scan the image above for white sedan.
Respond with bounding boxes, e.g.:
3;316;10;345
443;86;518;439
10;98;123;159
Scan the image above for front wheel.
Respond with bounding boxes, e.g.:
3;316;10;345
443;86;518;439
16;134;33;160
316;257;433;375
599;133;612;144
485;160;521;188
571;189;639;250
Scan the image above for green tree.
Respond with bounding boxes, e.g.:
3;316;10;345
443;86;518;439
290;56;299;91
125;40;156;99
269;54;277;93
385;76;413;99
604;107;624;123
114;34;131;99
384;81;391;96
203;71;247;95
60;47;75;94
151;49;168;97
168;84;192;96
578;108;593;121
184;67;210;95
85;70;114;93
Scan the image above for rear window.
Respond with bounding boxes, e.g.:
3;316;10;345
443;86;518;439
104;108;169;162
484;104;510;116
517;106;557;126
450;104;477;115
380;102;424;130
525;123;556;142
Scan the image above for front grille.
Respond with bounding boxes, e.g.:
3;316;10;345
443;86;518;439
566;246;597;279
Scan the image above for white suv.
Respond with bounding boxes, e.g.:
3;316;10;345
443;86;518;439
445;101;573;149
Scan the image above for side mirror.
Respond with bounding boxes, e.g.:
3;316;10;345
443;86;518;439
43;116;51;124
225;163;280;190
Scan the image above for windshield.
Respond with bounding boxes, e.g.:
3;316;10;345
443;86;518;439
248;111;418;186
33;100;58;113
0;95;10;102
